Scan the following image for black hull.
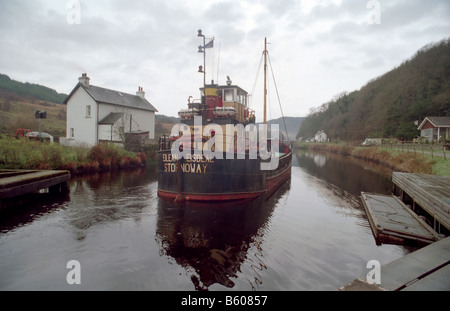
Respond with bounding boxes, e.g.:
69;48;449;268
157;150;292;202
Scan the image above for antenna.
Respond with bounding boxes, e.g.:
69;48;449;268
216;35;221;84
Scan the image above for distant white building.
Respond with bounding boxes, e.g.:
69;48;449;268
314;130;327;143
61;73;157;147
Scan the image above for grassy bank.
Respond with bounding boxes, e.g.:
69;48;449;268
0;136;155;175
295;142;450;176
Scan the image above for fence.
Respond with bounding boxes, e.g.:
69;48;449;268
382;141;447;159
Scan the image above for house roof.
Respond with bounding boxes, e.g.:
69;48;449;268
64;83;158;112
98;112;125;125
417;116;450;130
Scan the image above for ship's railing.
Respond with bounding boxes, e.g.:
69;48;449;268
158;135;172;151
178;107;254;124
158;133;292;158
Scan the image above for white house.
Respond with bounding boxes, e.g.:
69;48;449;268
314;130;327;143
61;73;157;147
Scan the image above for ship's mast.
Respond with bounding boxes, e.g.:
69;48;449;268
198;29;206;92
263;37;267;125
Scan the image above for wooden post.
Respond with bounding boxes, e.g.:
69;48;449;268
49;181;69;194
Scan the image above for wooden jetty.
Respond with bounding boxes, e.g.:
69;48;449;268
392;172;450;233
340;236;450;291
342;172;450;291
0;169;70;200
361;192;441;246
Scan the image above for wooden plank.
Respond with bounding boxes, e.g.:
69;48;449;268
380;236;450;291
0;170;70;199
401;262;450;291
392;172;450;231
340;236;450;291
0;169;37;178
0;170;69;188
361;192;440;245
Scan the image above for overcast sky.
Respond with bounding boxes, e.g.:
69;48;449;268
0;0;449;121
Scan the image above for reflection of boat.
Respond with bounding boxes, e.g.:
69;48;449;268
155;180;290;290
157;33;292;202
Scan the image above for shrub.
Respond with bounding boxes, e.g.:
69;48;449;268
79;160;99;173
141;144;158;161
137;152;147;165
0;136;147;174
58;162;78;175
87;144;120;171
120;155;143;169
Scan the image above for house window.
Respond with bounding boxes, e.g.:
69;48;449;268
422;128;432;141
70;128;75;138
86;105;91;117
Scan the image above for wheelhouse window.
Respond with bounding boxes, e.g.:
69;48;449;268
224;89;234;102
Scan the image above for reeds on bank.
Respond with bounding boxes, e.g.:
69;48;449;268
0;136;147;175
297;143;449;176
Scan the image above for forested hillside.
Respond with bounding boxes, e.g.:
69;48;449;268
0;74;68;104
297;38;450;142
265;116;304;142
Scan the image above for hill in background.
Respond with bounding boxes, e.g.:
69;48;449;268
0;74;68;104
155;114;180;137
0;73;302;140
297;38;450;142
156;115;303;142
0;88;67;137
264;116;304;142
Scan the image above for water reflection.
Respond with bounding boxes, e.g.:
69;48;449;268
0;154;411;291
0;191;70;233
0;168;157;237
156;182;291;290
313;153;327;168
294;151;393;197
293;151;413;249
67;168;157;240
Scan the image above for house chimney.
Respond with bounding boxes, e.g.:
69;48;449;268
78;73;90;86
136;86;145;98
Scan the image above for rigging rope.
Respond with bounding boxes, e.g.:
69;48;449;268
250;52;264;109
267;52;290;141
216;35;221;84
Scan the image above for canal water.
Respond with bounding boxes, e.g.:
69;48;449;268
0;151;415;291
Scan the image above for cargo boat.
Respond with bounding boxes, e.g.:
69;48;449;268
157;33;292;202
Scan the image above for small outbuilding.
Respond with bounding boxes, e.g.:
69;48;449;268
417;116;450;142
